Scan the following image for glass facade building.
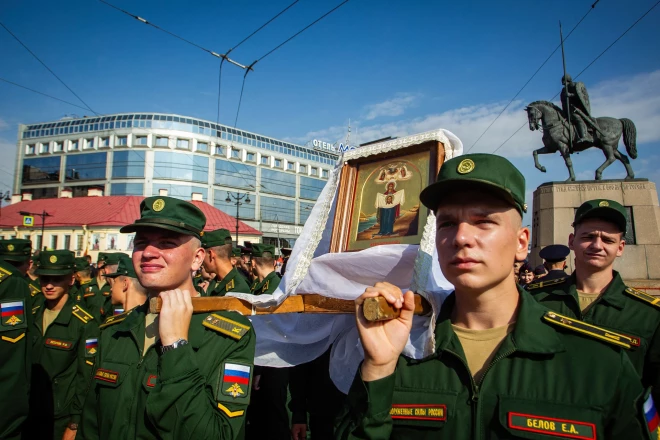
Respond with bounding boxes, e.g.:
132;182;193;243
16;113;338;246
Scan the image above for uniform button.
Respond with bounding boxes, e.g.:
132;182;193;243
53;379;58;384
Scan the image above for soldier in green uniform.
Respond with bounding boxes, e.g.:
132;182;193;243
97;253;127;319
202;229;251;297
0;239;41;303
74;257;105;321
335;154;652;439
103;255;147;316
530;199;660;407
27;254;42;299
28;250;99;440
80;196;256;439
0;240;34;440
249;244;280;295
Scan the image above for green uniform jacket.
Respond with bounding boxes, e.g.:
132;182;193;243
28;297;99;439
210;268;251;297
98;282;114;318
80;300;256;439
250;271;280;295
335;288;651;440
0;261;33;440
81;279;106;322
26;275;41;308
530;271;660;404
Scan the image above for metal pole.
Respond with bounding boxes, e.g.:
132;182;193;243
41;210;46;250
560;21;573;153
235;196;239;245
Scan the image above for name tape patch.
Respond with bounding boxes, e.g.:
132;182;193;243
508;412;595;440
95;368;119;384
45;338;73;349
390;404;447;421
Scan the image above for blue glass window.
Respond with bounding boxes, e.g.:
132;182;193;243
151;183;207;201
154;151;208;183
261;169;296;197
300;201;315;224
112;151;145;178
214;160;256;190
65;152;107;181
260;196;295;224
22;157;62;183
300;176;326;200
111;183;143;196
214;193;256;220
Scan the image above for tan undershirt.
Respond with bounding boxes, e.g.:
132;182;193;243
144;313;160;356
577;290;601;313
452;322;515;383
42;308;61;335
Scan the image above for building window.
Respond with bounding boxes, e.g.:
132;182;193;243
64;235;71;250
22;157;61;183
26;144;36;155
197;142;209;153
214;192;256;220
231;148;241;159
112;150;145;178
100;137;110;148
65;152;108;181
261;155;270;165
262;169;296;197
40;142;49;153
76;235;84;250
215;160;256;190
135;136;148;146
300;176;326;200
111;182;144;196
260;196;295;224
36;235;42;251
300;201;315;224
85;138;95;149
246;152;256;162
151;183;207;202
69;140;79;151
54;142;63;152
116;136;128;146
311;167;318;176
299;165;307;174
322;169;329;178
155;137;169;147
274;158;283;168
50;235;58;250
286;162;295;171
154;151;208;183
215;145;225;156
176;139;190;150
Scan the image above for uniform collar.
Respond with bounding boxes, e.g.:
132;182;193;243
568;270;626;310
252;271;278;294
435;286;564;356
215;267;238;291
111;300;148;334
51;295;75;326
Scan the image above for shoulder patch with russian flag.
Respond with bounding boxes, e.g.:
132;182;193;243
644;394;659;433
217;361;252;403
85;338;98;356
1;300;25;327
114;308;124;315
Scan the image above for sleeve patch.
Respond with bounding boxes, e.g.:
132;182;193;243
85;360;94;366
1;332;26;343
543;311;632;349
625;287;660;309
85;338;98;356
202;314;250;340
1;300;25;327
217;402;245;418
216;361;252;404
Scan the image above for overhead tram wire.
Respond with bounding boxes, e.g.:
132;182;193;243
491;0;660;156
0;22;98;116
98;0;248;70
0;78;92;112
465;0;601;153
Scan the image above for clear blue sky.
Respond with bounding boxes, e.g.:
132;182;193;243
1;0;659;228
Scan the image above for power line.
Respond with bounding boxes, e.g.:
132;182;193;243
98;0;249;70
0;22;98;115
491;0;659;155
466;0;600;153
0;78;93;112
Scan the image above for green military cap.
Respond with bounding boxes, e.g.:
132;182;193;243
420;153;527;216
104;255;137;279
0;239;32;262
573;199;627;233
201;229;232;249
97;252;110;267
74;257;90;272
100;252;126;266
251;243;275;257
231;247;242;257
120;196;206;239
35;250;75;276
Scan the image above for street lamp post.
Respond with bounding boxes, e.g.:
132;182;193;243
225;192;251;245
19;210;52;250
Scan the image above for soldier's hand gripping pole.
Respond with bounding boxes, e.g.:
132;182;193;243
149;294;432;322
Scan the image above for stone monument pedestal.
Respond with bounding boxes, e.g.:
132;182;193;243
530;179;660;282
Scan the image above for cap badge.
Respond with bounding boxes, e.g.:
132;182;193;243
598;200;609;207
49;255;57;263
152;199;166;212
457;159;475;174
523;203;528;213
7;244;14;251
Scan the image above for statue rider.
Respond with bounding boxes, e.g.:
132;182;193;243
560;74;593;147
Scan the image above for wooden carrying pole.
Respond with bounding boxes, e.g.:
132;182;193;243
149;294;432;322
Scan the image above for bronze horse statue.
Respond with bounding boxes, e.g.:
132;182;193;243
525;100;637;181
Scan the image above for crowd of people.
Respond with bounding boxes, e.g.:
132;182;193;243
0;153;658;439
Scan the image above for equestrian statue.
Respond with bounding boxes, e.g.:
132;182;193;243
526;74;637;181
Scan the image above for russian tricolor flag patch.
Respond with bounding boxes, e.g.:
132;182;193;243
1;301;24;326
221;362;251;398
645;394;659;433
